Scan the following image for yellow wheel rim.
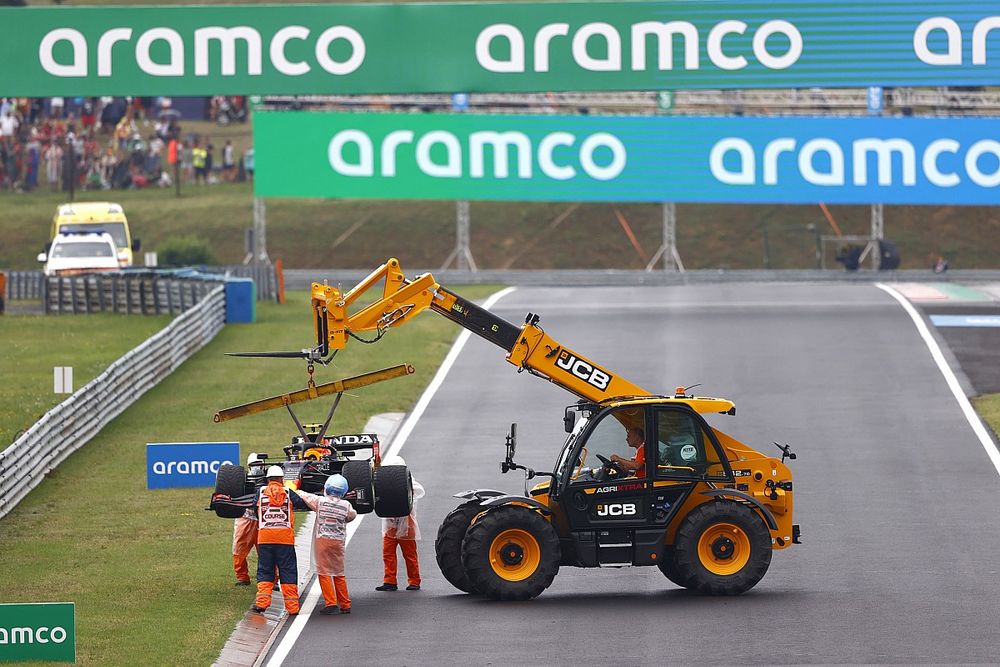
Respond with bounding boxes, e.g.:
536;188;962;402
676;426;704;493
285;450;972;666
697;522;751;575
489;528;541;582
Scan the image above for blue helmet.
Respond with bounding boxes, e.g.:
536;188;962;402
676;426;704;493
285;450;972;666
324;474;349;498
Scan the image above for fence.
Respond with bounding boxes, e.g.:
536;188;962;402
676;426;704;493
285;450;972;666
0;285;226;521
43;271;224;315
205;263;282;303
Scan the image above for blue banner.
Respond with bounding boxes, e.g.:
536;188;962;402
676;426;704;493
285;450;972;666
146;442;239;490
256;111;1000;205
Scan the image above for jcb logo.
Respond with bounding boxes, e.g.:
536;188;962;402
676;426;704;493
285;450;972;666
555;350;612;391
596;503;637;517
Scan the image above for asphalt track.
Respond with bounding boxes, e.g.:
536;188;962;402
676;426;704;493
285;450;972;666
264;283;1000;665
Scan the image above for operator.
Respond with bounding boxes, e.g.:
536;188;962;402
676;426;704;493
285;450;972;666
290;474;357;615
610;427;646;479
251;465;309;615
232;454;263;586
377;456;425;592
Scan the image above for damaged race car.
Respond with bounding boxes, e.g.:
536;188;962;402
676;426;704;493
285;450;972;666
209;426;413;519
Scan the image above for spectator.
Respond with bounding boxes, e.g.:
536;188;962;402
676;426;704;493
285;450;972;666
244;146;254;183
181;139;194;184
933;255;950;273
222;139;234;182
0;109;19;141
192;140;207;184
50;96;64;119
205;142;215;182
44;140;62;192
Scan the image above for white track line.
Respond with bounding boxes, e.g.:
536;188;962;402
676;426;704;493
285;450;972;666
876;283;1000;476
265;286;518;667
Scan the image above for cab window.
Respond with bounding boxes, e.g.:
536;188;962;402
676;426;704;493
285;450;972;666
569;407;646;484
654;409;727;480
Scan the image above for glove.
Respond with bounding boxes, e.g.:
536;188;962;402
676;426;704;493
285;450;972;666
284;480;300;490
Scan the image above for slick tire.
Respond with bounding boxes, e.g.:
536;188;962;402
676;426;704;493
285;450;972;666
462;506;560;601
673;502;772;595
342;461;375;514
435;502;483;594
373;465;413;518
213;464;248;518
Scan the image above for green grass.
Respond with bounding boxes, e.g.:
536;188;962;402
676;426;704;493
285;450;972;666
0;312;172;445
3;182;1000;271
0;285;500;666
973;394;1000;441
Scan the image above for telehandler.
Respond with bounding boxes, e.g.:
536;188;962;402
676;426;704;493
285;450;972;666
286;258;799;600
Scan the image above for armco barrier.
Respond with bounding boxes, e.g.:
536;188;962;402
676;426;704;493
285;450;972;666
0;285;225;521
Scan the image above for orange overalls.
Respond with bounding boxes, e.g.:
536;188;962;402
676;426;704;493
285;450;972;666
381;479;424;588
232;509;258;583
254;482;301;614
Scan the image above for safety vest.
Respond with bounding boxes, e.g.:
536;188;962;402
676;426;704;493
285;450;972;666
257;484;295;545
192;146;207;169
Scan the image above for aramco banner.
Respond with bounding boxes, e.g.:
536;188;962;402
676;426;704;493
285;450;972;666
254;111;1000;206
3;1;1000;95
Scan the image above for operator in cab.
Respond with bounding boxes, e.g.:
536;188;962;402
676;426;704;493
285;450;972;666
610;427;646;479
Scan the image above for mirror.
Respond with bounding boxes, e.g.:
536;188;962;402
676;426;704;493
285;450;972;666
37;252;47;263
132;238;141;251
563;408;576;433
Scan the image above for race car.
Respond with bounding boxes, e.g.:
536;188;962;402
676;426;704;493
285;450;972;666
208;424;413;518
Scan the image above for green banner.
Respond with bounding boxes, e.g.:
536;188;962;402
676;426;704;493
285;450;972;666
0;603;76;663
3;1;1000;95
254;111;1000;205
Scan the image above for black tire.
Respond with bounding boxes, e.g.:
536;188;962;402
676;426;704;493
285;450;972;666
213;464;248;518
373;465;413;518
657;549;688;588
215;464;247;496
342;461;374;514
461;506;560;601
435;502;483;594
673;502;772;595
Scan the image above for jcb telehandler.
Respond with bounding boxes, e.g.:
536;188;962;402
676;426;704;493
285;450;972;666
284;258;799;600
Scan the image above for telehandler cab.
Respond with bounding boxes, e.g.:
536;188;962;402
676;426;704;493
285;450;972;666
282;258;798;600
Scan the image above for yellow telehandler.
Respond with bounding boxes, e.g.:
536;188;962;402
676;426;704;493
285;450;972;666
290;258;800;600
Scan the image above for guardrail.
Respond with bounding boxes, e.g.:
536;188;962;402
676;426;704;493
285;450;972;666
44;271;224;315
0;285;226;521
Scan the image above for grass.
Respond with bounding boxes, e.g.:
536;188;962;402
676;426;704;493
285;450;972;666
973;394;1000;442
0;285;500;666
0;312;172;445
3;181;1000;272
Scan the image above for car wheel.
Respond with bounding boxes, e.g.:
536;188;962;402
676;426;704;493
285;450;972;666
342;461;374;514
373;465;413;518
213;464;248;518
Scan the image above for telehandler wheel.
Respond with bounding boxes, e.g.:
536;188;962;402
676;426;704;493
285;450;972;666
212;464;248;518
673;501;772;595
342;461;374;514
373;465;413;518
435;502;483;594
656;550;688;589
462;505;560;601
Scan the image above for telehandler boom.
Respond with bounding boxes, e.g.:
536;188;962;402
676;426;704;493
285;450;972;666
306;258;799;600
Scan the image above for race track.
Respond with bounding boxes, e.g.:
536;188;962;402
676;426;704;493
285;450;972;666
264;283;1000;665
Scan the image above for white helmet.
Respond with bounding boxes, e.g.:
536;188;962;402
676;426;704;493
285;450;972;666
247;453;263;467
383;455;405;467
266;465;285;479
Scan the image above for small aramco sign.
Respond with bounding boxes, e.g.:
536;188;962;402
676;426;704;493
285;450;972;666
145;442;239;489
0;602;76;663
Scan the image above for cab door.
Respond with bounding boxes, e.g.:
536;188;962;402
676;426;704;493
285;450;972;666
560;406;658;566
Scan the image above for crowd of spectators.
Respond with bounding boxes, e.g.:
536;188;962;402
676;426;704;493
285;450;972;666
0;96;250;194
